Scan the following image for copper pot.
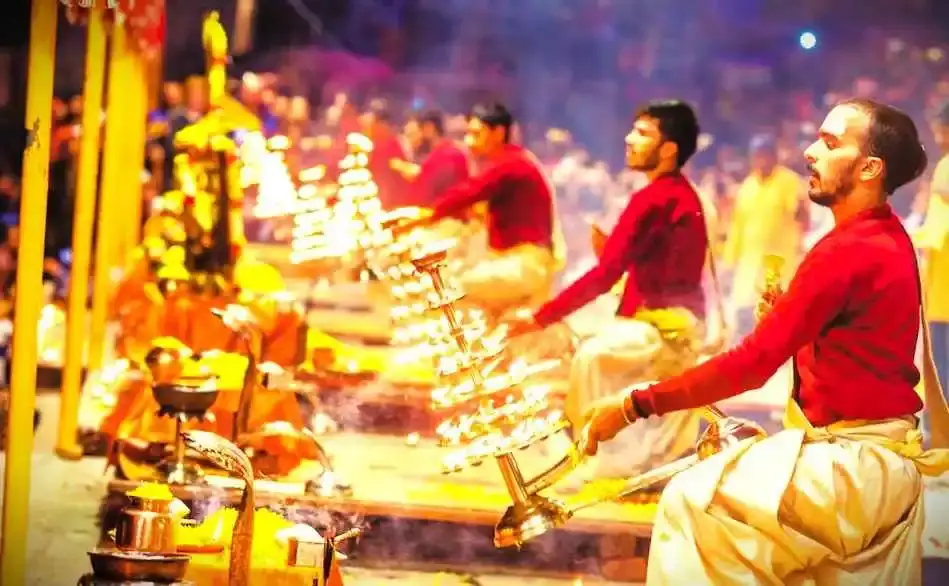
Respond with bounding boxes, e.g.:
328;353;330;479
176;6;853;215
113;497;177;554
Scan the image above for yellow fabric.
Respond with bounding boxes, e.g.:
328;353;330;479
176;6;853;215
920;155;949;321
460;243;556;316
648;417;925;585
233;262;285;295
723;166;804;307
645;256;949;584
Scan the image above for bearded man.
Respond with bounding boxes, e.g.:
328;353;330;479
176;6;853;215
582;99;949;584
505;100;709;482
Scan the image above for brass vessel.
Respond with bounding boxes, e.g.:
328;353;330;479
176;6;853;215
114;496;178;554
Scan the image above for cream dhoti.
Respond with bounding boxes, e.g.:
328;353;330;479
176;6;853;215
459;244;557;317
647;399;947;586
566;308;702;478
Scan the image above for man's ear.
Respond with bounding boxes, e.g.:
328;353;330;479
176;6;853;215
861;156;884;183
660;141;679;163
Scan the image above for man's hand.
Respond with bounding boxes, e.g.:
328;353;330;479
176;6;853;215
580;392;637;456
389;158;420;179
589;220;607;258
499;312;542;339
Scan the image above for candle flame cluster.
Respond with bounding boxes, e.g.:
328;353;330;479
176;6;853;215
238;131;308;220
291;133;389;264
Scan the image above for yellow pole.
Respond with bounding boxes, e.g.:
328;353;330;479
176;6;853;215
56;6;108;460
125;53;147;248
0;0;57;582
88;22;131;373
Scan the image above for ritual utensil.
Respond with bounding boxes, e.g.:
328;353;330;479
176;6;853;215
113;495;179;554
85;550;191;583
411;242;770;548
151;374;219;484
409;243;568;547
182;430;256;586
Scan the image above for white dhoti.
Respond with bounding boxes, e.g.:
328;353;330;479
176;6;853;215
565;307;702;478
648;409;936;585
459;245;556;317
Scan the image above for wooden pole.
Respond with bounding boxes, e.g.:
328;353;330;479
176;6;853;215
0;0;58;582
56;5;108;460
87;22;131;373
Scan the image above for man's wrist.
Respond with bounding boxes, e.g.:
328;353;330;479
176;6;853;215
622;393;647;422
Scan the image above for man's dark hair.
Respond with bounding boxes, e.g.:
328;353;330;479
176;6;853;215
470;102;515;142
635;100;700;167
839;98;928;194
415;110;445;136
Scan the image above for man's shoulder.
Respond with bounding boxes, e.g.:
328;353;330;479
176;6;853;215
806;216;912;277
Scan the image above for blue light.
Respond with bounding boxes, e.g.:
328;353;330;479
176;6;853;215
799;31;817;50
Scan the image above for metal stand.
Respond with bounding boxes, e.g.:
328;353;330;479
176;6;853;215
493;453;570;548
157;413;205;485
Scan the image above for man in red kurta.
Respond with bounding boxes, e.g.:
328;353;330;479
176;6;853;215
391;110;470;209
403;102;563;316
583;100;949;585
506;100;709;483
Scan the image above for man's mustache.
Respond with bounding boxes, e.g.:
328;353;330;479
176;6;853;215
806;164;819;178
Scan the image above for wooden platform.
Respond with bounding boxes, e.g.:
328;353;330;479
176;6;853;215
103;431;655;581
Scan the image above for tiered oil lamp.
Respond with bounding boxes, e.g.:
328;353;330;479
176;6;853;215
408;242;574;547
409;241;771;548
291;133;388;268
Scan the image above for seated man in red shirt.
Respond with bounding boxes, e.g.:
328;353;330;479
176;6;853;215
582;99;949;584
506;101;709;483
401;102;564;316
390;110;471;209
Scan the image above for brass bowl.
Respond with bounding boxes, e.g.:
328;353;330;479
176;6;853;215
152;376;219;416
88;549;189;582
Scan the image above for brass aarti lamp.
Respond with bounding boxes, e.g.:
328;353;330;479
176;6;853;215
409;243;572;547
409;241;770;547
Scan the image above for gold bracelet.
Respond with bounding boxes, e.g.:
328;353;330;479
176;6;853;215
622;394;637;424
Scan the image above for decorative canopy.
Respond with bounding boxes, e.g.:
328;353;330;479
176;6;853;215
62;0;166;60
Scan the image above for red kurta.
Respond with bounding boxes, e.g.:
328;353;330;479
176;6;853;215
410;139;470;207
634;205;924;426
534;172;707;327
431;144;554;252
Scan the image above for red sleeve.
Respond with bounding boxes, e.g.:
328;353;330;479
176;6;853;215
430;156;519;220
633;243;856;416
533;189;657;327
